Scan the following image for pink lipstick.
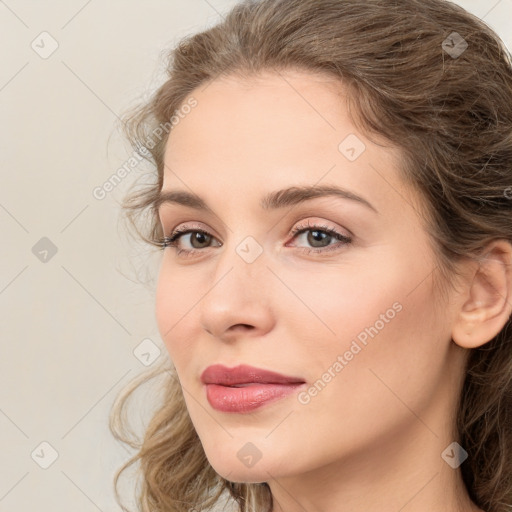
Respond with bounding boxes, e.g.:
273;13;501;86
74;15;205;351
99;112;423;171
201;364;306;413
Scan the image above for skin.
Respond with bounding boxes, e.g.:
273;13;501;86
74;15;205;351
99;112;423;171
155;70;512;512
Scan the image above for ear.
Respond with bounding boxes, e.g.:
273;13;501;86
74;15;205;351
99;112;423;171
451;239;512;349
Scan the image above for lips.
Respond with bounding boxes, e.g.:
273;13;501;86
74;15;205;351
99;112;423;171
200;364;305;386
201;364;306;413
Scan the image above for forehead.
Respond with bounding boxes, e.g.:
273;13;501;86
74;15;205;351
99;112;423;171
162;70;417;219
166;70;350;150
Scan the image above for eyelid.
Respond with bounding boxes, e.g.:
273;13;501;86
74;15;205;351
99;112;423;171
161;220;219;240
161;215;350;238
289;218;352;240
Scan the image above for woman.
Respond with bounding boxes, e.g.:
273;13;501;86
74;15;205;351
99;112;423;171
109;1;512;511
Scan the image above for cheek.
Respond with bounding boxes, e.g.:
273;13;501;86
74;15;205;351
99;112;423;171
271;251;410;356
155;261;198;365
287;250;449;430
283;241;438;360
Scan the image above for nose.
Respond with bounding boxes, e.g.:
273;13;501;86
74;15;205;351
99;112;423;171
198;243;276;342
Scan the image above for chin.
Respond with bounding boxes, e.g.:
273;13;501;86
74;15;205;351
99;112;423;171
203;448;277;483
212;464;270;484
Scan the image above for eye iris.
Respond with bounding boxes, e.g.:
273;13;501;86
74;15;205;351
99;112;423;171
191;232;211;248
308;230;330;248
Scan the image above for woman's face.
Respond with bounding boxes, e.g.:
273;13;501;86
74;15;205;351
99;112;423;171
155;70;465;483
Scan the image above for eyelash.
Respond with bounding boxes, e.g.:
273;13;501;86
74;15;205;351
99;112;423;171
157;220;352;258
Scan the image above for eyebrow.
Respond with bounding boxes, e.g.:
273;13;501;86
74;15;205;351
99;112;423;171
154;184;378;215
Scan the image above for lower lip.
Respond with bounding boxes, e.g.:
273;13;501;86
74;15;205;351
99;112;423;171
205;383;305;413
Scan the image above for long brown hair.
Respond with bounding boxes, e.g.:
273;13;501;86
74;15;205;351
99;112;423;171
109;1;512;511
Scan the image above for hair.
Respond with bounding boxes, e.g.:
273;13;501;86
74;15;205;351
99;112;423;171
108;0;512;511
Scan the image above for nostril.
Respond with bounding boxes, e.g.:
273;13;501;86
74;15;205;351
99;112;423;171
232;324;254;331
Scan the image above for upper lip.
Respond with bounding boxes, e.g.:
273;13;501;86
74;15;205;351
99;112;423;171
201;364;306;386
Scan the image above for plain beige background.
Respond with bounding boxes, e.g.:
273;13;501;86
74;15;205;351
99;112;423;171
0;1;510;510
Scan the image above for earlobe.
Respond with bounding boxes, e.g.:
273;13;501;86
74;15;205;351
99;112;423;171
451;239;512;349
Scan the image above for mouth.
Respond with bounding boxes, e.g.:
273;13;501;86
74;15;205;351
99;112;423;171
200;364;306;413
200;363;306;386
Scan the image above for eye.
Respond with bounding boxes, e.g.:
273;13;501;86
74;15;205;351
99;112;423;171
157;220;352;257
158;224;222;257
286;220;352;255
